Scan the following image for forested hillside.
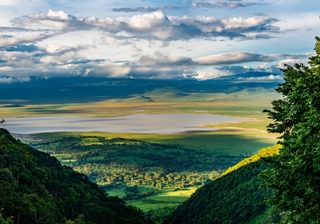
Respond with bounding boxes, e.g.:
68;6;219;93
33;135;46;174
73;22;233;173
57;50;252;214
0;128;147;224
165;146;279;224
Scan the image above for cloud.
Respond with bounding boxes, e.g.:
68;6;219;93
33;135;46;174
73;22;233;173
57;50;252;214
0;9;312;82
0;0;23;6
9;9;279;41
0;31;56;48
193;0;263;9
112;5;180;13
136;52;192;66
277;58;304;69
12;9;84;30
89;64;131;77
169;14;279;40
0;76;30;84
0;42;132;79
136;51;307;67
193;52;273;65
127;11;169;30
115;51;304;80
193;68;231;80
0;32;307;82
237;74;282;81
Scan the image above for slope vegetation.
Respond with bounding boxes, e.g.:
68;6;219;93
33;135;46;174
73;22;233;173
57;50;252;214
165;146;280;224
0;129;146;224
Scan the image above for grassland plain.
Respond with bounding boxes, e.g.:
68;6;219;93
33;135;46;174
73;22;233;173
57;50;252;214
0;88;279;118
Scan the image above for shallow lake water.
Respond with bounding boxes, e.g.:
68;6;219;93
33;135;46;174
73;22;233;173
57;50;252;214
2;114;245;134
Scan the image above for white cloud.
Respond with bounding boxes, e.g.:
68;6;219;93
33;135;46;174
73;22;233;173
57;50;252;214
238;74;282;81
274;12;320;32
277;58;302;69
127;11;169;30
46;9;71;21
194;52;273;65
10;9;280;41
0;66;13;72
0;31;55;47
136;51;307;67
193;69;231;80
89;63;131;77
0;0;23;6
12;9;77;30
0;7;314;81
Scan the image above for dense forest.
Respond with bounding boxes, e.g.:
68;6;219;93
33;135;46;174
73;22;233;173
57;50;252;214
30;136;242;199
0;128;147;224
164;146;279;224
262;37;320;223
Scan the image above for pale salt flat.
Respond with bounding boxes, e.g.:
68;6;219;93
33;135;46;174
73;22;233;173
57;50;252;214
2;114;245;134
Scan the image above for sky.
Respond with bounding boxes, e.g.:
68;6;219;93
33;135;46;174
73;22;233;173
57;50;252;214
0;0;319;83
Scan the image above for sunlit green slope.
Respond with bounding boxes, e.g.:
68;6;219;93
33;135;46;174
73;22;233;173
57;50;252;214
165;145;280;224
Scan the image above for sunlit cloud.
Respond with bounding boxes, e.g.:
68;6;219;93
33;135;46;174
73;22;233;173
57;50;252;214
0;0;318;82
10;10;279;41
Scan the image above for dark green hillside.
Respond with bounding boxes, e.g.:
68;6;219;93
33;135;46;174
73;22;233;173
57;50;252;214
0;128;147;224
165;161;274;224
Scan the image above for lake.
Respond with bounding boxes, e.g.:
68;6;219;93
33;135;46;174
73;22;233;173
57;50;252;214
2;113;245;134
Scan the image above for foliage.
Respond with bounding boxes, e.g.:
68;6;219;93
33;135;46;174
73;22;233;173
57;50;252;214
31;136;242;199
127;188;196;213
247;208;276;224
263;37;320;223
222;145;280;176
145;207;175;224
0;209;13;224
164;161;272;224
0;128;147;224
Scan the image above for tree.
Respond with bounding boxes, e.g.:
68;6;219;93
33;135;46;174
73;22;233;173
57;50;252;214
0;209;13;224
263;37;320;223
0;128;147;224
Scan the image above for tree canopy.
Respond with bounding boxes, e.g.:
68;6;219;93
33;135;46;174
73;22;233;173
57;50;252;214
0;128;147;224
263;37;320;223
